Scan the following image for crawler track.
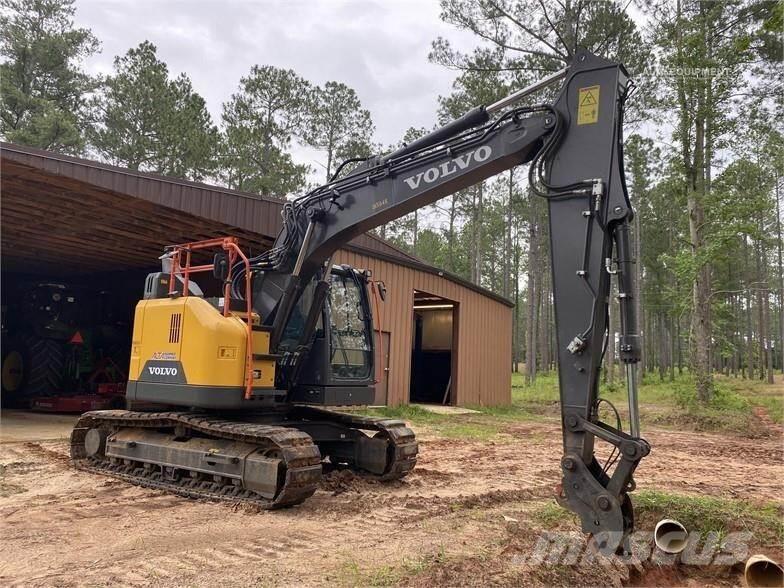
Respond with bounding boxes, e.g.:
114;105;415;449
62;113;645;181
70;410;322;508
290;406;418;481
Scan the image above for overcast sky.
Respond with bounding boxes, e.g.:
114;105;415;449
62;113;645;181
75;0;479;176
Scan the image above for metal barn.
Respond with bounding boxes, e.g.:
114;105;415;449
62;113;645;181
1;142;512;408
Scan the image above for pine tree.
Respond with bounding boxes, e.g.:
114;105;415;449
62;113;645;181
91;41;217;180
220;65;312;195
304;81;374;181
0;0;99;153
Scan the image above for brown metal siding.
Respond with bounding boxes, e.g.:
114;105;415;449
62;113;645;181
335;249;512;407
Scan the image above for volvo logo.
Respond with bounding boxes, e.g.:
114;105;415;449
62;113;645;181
403;146;492;190
148;366;178;376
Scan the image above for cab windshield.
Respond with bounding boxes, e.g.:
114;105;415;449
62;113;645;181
328;272;371;380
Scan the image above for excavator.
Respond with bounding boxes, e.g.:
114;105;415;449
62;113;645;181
70;50;647;553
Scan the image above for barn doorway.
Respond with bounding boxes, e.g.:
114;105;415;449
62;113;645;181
409;291;456;405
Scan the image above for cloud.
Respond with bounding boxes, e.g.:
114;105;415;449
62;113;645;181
75;0;478;162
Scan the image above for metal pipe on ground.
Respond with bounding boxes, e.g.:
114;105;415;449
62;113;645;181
744;554;784;587
653;518;688;554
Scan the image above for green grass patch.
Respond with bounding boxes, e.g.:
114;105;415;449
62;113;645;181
722;376;784;424
362;403;448;423
359;371;779;439
531;501;577;527
634;489;784;546
511;371;771;434
435;422;501;441
359;396;542;442
753;394;784;423
338;549;447;587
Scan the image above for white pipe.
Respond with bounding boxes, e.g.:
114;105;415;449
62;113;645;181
745;554;784;587
654;518;688;554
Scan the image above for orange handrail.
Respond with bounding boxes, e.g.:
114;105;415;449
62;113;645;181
224;241;254;400
166;236;256;400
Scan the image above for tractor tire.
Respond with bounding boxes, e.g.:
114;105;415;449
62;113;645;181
1;336;27;402
1;335;65;405
23;334;65;397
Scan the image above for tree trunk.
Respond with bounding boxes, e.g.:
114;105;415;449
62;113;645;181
537;275;548;374
756;236;766;381
412;210;418;254
776;174;784;374
472;182;484;285
668;315;675;381
676;313;683;375
525;198;538;385
513;231;521;371
687;196;712;399
658;314;667;381
634;203;644;382
746;256;754;380
448;194;458;273
675;0;712;401
765;287;774;384
504;170;514;299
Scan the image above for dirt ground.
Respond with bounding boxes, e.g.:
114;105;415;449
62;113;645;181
0;409;782;587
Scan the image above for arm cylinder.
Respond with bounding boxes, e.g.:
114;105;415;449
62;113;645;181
614;221;640;365
614;220;641;437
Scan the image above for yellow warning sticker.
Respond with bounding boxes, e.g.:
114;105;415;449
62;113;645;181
577;85;600;125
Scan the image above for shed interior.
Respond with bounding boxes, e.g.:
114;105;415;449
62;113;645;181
409;290;456;405
1;158;271;407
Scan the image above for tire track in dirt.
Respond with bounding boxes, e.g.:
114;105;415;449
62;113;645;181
2;418;783;587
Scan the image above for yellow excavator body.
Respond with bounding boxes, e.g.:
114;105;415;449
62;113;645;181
127;297;276;402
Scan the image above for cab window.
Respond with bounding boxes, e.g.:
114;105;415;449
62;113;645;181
328;273;371;380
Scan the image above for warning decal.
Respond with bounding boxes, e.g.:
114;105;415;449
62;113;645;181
577;85;600;125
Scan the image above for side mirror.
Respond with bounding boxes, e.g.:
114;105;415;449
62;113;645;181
376;281;387;302
213;253;229;281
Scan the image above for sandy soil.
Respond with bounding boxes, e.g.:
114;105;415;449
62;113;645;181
0;414;782;587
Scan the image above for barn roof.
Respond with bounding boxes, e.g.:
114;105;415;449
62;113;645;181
1;142;512;306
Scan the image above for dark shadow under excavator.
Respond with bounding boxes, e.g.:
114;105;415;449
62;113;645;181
71;50;647;553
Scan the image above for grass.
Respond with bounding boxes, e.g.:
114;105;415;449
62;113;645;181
358;370;782;439
633;489;784;546
360;400;539;441
511;370;782;435
531;501;577;527
753;394;784;423
528;490;784;547
338;548;448;587
722;376;784;424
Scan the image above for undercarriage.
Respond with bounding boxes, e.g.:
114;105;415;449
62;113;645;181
71;407;417;508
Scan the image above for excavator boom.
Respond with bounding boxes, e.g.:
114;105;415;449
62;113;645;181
250;50;647;551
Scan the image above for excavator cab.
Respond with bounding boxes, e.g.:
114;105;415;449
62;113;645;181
284;266;377;406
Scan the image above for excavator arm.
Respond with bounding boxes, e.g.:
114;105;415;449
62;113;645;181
246;50;646;551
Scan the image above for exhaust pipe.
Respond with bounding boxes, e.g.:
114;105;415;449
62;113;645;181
745;554;784;587
654;518;688;554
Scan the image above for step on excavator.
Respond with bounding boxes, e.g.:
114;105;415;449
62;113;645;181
71;50;648;552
